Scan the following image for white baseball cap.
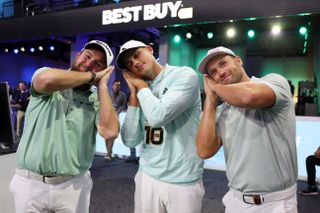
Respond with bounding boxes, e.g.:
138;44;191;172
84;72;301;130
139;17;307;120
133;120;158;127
83;40;114;67
116;40;147;69
198;46;236;74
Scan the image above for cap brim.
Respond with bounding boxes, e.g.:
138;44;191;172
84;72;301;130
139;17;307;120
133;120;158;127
116;46;144;70
116;49;130;70
198;54;215;74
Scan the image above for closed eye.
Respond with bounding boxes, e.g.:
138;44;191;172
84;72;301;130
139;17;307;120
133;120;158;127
208;68;216;76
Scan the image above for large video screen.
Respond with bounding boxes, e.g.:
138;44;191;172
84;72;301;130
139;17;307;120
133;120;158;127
0;82;15;152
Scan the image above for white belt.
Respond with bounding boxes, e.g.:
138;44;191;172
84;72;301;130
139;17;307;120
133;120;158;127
230;184;296;205
16;168;76;185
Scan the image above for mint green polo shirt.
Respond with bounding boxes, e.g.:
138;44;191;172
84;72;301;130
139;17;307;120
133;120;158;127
121;65;203;184
16;67;100;176
217;74;297;193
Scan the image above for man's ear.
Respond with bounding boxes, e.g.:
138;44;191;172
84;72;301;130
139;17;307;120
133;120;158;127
146;45;154;54
235;56;243;66
75;52;81;61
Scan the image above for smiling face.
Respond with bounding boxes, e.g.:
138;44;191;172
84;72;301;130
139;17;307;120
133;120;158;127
206;54;246;84
123;46;161;80
71;48;106;73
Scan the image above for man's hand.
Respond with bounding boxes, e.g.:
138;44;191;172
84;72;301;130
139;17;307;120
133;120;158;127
123;70;148;92
122;70;147;107
204;75;219;107
96;66;114;87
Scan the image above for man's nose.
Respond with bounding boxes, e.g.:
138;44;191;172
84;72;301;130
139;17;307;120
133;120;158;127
84;59;95;70
217;68;226;77
132;59;140;68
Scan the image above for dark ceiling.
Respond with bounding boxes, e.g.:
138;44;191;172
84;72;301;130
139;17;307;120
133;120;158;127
1;14;319;60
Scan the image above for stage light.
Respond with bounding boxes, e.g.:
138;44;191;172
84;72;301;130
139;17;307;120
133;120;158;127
186;32;192;39
5;48;9;53
247;29;255;39
271;25;281;35
49;45;55;51
226;28;236;38
299;26;307;35
20;47;25;52
207;32;214;39
13;49;19;54
38;46;43;51
173;34;181;43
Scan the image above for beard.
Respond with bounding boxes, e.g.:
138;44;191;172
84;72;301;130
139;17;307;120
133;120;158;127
70;63;91;91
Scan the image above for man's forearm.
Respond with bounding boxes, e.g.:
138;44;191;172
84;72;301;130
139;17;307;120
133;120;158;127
98;83;119;140
33;69;93;94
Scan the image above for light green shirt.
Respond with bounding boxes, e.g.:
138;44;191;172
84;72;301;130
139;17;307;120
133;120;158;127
217;74;297;193
16;67;100;176
121;65;203;184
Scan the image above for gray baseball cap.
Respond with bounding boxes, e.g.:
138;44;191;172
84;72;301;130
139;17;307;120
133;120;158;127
198;46;236;74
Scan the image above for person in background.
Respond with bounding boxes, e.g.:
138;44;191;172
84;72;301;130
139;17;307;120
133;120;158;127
13;81;30;141
10;40;119;213
104;79;127;161
118;40;204;213
196;46;298;213
300;146;320;195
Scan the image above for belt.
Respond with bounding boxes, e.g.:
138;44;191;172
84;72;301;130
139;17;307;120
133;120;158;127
16;168;76;185
230;184;296;205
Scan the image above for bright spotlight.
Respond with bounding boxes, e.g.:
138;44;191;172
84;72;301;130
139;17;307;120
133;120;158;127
49;46;55;51
174;34;181;43
186;32;192;39
30;47;35;53
247;29;255;39
207;32;214;39
271;25;281;35
226;28;236;38
20;47;25;52
13;49;19;54
38;46;43;51
299;26;307;35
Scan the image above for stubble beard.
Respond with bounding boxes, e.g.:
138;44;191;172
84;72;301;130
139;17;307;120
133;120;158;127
71;63;91;91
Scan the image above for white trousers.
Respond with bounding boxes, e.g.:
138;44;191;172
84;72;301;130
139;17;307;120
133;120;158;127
10;171;93;213
222;184;298;213
134;170;205;213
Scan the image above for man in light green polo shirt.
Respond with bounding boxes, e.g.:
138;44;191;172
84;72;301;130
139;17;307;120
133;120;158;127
9;40;119;213
196;46;297;213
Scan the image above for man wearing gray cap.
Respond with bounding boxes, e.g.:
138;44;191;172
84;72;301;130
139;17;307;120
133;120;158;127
117;40;204;213
10;40;119;213
196;46;298;212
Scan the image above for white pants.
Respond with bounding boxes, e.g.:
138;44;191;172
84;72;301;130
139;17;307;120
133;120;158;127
134;170;205;213
10;171;93;213
222;184;298;213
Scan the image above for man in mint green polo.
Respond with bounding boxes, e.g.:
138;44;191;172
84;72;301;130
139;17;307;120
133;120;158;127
117;40;204;213
196;46;297;212
10;40;119;213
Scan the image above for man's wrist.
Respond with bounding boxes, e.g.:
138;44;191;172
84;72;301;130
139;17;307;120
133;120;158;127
87;71;97;85
137;81;148;91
